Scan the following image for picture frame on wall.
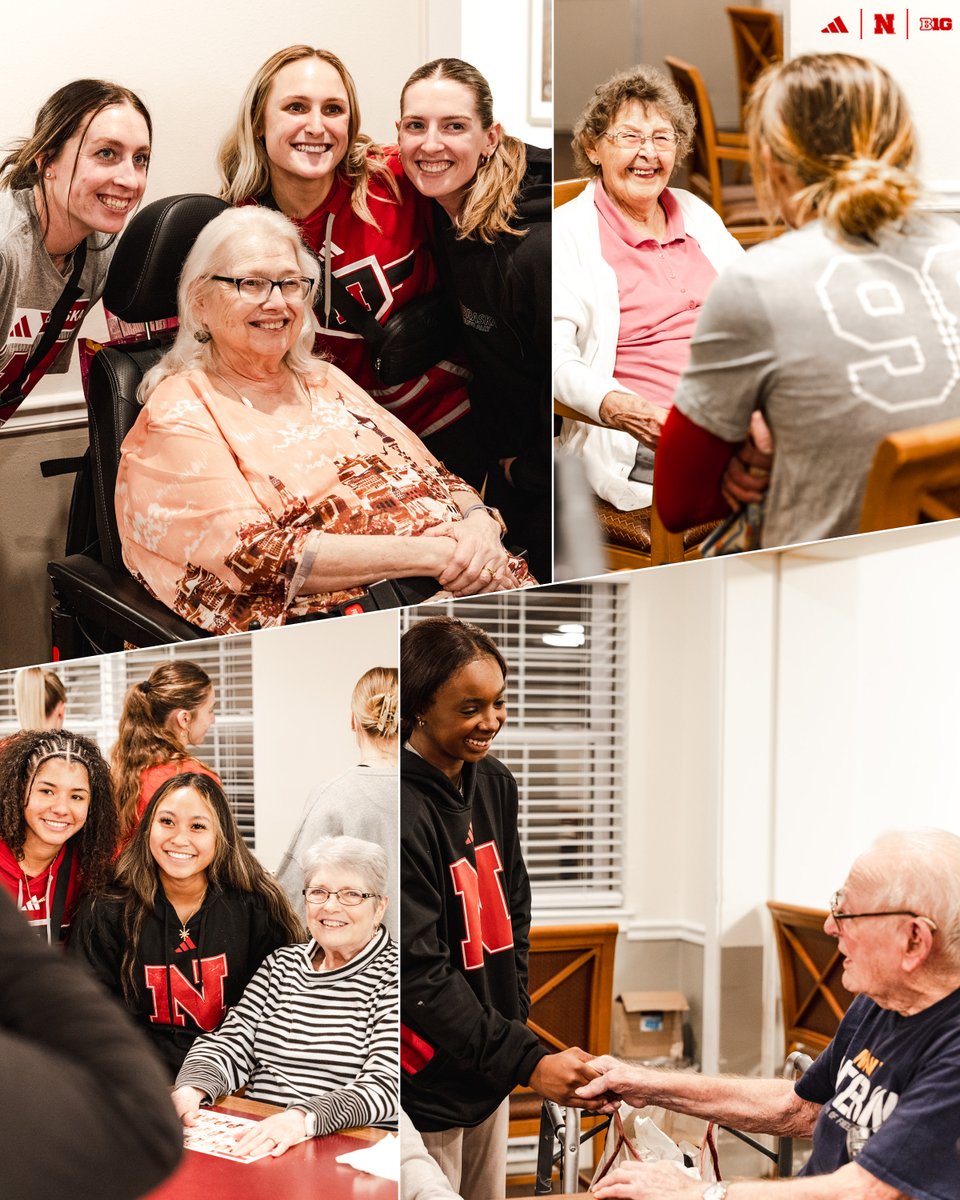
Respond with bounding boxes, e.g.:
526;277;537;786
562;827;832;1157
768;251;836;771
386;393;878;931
529;0;552;124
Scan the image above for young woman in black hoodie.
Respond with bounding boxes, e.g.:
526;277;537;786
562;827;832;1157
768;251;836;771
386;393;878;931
400;617;601;1200
70;772;302;1077
397;61;552;582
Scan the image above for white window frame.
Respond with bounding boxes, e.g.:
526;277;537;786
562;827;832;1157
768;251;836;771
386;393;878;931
401;581;628;918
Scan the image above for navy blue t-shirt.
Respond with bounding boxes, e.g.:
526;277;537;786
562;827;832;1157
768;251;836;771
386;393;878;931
795;988;960;1200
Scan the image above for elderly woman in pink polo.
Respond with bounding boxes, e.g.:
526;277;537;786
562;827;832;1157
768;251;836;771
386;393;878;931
553;64;742;511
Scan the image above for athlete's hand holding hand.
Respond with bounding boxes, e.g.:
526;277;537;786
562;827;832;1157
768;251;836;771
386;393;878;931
576;1055;654;1113
529;1046;610;1108
170;1085;207;1126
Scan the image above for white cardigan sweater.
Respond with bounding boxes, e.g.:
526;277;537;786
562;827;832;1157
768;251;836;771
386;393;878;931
554;180;743;511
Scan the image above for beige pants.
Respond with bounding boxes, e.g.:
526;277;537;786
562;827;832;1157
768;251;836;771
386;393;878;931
420;1098;510;1200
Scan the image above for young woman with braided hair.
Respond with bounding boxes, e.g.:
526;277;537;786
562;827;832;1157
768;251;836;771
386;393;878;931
0;729;117;942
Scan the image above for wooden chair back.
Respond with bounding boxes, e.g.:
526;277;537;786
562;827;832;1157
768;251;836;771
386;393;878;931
726;5;784;117
509;923;618;1138
766;902;855;1058
859;417;960;532
554;177;589;207
664;55;780;246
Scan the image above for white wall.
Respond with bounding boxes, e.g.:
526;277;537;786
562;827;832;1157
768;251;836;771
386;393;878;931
251;609;397;874
787;0;960;201
462;0;552;147
618;521;960;1072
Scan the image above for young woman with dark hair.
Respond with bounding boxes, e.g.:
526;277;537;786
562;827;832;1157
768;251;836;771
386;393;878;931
70;772;302;1076
399;616;602;1200
0;730;117;943
0;78;151;426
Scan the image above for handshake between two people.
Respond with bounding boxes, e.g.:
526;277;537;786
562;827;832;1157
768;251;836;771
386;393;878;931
529;1048;633;1111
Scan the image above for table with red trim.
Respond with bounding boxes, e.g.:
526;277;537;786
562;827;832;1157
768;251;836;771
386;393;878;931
142;1097;397;1200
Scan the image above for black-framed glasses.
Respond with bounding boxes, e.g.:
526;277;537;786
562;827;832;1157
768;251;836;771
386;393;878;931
603;129;677;151
302;887;379;907
829;889;938;930
211;275;314;302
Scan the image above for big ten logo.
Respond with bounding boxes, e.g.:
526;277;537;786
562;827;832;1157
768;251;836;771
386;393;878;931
918;16;953;29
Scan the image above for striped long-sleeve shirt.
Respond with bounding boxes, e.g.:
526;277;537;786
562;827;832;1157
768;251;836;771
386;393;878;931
175;927;397;1135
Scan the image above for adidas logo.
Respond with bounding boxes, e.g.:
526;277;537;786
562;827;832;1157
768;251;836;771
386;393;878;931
21;895;41;912
465;821;474;846
822;15;849;32
175;934;197;954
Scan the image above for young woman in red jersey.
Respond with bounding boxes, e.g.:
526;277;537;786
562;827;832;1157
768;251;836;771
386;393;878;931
218;45;483;486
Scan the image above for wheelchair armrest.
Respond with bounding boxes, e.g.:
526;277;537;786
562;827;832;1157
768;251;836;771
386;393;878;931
48;555;207;646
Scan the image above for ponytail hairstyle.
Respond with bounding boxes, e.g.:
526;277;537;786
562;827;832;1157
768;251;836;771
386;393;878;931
746;53;919;239
104;772;304;1003
351;666;399;741
0;78;152;241
400;616;507;740
400;58;528;243
218;45;398;226
112;661;212;843
14;667;66;731
0;729;117;894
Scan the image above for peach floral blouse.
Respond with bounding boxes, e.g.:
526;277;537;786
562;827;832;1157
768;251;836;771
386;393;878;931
116;363;529;633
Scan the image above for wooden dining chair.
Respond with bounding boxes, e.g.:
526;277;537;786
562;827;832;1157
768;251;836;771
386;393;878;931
766;902;855;1058
664;54;781;246
859;417;960;532
508;923;618;1140
726;6;784;121
554;399;715;569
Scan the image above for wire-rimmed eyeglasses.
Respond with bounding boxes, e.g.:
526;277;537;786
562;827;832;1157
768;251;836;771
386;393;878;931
211;275;314;302
829;889;938;930
302;887;379;907
602;129;678;152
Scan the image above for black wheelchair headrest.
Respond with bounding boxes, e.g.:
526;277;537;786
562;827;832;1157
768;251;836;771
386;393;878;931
103;193;230;323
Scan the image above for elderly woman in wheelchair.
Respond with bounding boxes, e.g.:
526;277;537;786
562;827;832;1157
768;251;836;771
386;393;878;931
114;205;528;635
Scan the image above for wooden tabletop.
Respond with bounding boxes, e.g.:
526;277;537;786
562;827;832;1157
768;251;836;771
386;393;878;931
142;1097;396;1200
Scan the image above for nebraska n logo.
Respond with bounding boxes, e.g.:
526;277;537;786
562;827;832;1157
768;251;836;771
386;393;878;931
822;15;849;32
144;953;228;1030
450;841;514;970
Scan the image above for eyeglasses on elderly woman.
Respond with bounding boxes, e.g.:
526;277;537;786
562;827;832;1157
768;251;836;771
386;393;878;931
602;128;677;151
303;886;380;906
210;275;314;302
829;889;939;931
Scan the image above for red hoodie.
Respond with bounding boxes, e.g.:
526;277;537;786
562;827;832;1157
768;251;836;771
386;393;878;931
0;838;82;943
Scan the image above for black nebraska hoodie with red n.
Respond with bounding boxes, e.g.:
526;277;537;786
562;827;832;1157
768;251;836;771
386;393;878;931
400;747;548;1131
68;886;292;1078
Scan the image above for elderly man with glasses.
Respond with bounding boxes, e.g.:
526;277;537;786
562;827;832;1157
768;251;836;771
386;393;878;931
579;830;960;1200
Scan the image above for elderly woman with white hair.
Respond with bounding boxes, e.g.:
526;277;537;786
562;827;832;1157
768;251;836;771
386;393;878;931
170;834;397;1158
115;205;528;635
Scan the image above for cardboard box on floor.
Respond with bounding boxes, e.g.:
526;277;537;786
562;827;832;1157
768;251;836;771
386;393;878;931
613;990;689;1062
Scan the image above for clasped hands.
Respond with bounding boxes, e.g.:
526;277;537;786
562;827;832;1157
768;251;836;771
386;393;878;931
171;1084;307;1158
423;507;518;596
722;410;775;511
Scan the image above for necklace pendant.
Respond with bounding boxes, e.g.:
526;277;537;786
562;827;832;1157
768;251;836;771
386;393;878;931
179;925;190;941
